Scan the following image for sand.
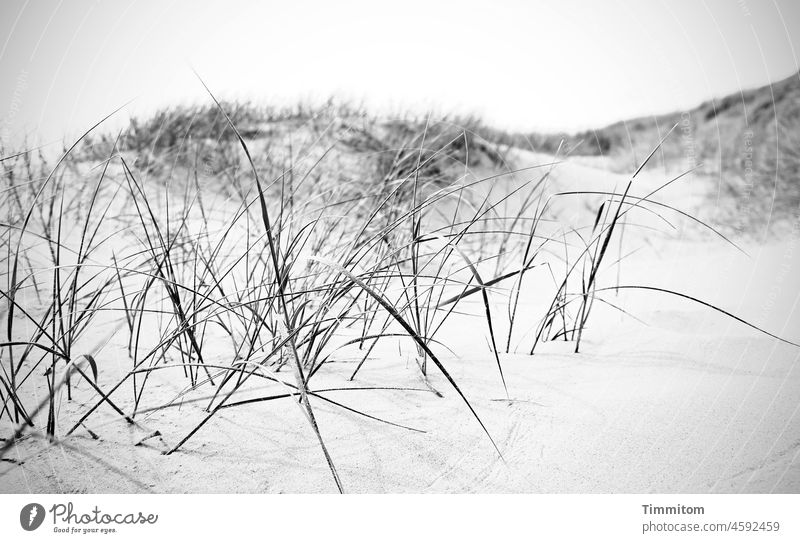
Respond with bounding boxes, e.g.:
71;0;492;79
2;150;798;494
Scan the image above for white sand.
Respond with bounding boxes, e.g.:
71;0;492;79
2;152;798;493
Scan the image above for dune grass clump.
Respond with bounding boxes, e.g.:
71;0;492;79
1;95;797;492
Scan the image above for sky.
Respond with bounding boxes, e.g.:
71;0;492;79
1;0;799;147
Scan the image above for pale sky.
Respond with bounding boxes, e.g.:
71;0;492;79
1;0;799;147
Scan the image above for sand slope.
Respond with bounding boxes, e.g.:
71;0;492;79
2;150;798;494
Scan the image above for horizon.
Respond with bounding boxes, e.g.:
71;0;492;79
2;0;800;148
